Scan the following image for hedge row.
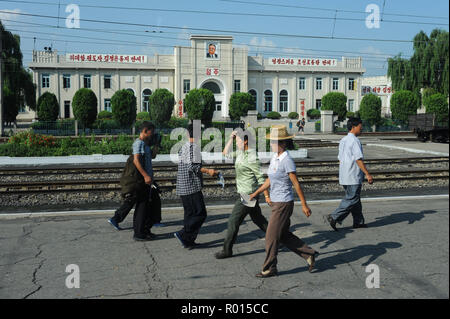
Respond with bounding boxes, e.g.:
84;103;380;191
0;129;290;157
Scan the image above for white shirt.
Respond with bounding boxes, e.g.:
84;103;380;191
338;133;364;185
268;151;297;202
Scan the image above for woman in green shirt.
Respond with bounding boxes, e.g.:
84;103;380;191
214;130;271;259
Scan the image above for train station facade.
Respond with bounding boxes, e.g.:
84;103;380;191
26;35;367;122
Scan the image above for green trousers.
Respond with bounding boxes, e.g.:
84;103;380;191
223;198;268;255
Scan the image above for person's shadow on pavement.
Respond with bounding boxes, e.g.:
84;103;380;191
366;210;437;228
306;210;437;250
280;241;402;275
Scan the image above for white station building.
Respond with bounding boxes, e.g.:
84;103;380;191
25;35;368;122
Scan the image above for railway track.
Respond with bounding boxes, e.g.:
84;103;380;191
0;156;448;176
1;167;448;194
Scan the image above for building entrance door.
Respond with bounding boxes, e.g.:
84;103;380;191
201;81;224;119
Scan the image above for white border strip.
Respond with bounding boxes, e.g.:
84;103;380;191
0;194;448;220
366;143;449;157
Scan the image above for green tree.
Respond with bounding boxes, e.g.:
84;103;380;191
37;92;59;121
148;88;175;126
1;22;36;124
288;112;299;119
111;89;137;128
321;92;348;121
424;93;449;123
266;111;281;119
390;90;419;125
184;88;215;126
72;89;98;128
388;29;449;97
359;94;382;126
136;112;151;121
98;110;113;120
228;92;254;120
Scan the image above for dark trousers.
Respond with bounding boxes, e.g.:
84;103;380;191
179;191;207;245
331;184;364;226
112;186;161;237
223;199;268;255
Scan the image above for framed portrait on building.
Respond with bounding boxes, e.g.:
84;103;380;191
205;41;220;60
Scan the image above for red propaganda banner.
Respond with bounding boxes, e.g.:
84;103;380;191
269;57;337;67
67;53;147;64
206;68;220;76
178;100;183;118
362;86;392;95
300;100;305;116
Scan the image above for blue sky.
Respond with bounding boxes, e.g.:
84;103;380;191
0;0;448;76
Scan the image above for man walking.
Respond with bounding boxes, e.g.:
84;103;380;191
174;123;219;249
108;121;158;241
325;117;373;231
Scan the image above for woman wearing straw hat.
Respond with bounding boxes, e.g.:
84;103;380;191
250;125;318;277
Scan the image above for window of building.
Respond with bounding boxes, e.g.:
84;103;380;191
104;99;112;112
348;99;354;112
183;79;190;94
64;101;71;118
84;75;91;88
333;78;339;90
63;74;71;89
348;78;355;91
202;82;221;94
126;88;135;96
299;77;306;90
248;89;257;110
234;80;241;93
19;105;26;113
316;99;322;110
104;75;112;89
316;78;322;90
279;90;288;113
264;90;273;112
42;74;50;88
142;89;152;112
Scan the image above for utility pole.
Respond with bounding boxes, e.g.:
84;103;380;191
0;30;4;137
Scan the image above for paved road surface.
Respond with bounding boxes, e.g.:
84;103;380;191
0;196;448;299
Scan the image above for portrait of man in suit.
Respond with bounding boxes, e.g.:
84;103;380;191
206;42;219;59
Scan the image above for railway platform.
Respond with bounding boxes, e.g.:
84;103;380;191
0;195;448;299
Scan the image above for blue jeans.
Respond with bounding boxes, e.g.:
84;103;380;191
331;184;364;226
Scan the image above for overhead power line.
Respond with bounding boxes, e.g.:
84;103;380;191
0;10;429;44
219;0;450;20
7;27;408;65
0;0;447;26
1;19;413;59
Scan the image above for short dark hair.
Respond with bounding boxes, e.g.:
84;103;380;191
140;121;155;133
278;139;295;150
347;117;362;131
236;130;256;145
187;123;195;138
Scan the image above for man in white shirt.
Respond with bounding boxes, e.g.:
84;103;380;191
325;117;373;231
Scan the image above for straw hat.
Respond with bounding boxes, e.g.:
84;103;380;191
266;125;295;140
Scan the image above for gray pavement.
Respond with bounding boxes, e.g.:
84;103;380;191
0;196;448;299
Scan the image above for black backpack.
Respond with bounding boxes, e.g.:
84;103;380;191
119;155;146;197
